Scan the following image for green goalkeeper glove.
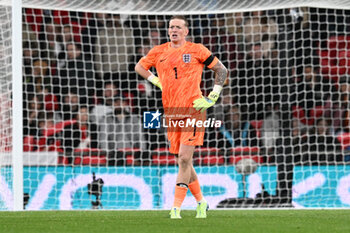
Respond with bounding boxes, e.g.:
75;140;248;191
147;74;162;90
193;87;222;113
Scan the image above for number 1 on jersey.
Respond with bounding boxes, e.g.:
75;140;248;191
173;67;178;79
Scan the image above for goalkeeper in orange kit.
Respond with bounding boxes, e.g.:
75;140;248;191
135;15;228;219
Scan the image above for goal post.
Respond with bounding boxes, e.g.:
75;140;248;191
20;0;350;15
1;0;350;211
0;0;23;210
12;0;23;211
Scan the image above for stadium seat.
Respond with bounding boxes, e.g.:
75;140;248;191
193;147;224;165
193;155;225;165
151;148;177;165
152;147;169;152
46;141;64;153
229;155;264;164
44;93;59;111
23;135;36;152
58;148;107;165
57;148;107;165
250;120;263;138
152;155;177;165
117;148;141;153
57;156;70;165
25;8;44;32
231;147;260;155
194;147;220;155
319;35;350;77
74;156;107;165
116;148;142;166
292;105;325;126
74;148;102;153
337;132;350;149
42;120;76;137
126;155;135;166
229;147;263;164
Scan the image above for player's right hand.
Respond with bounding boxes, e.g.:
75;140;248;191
148;75;162;90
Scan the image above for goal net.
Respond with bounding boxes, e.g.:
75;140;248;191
0;4;13;210
1;0;350;210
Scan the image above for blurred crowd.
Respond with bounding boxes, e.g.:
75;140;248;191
21;8;350;164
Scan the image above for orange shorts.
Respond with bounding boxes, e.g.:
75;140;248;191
166;118;205;154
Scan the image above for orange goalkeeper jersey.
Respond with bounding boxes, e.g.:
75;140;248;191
139;41;218;109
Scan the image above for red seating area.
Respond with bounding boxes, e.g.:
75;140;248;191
51;138;349;166
53;146;264;166
319;35;350;82
292;105;325;126
22;114;346;166
25;8;90;42
23;120;77;153
337;133;350;150
150;147;262;166
151;148;176;165
193;147;224;165
250;120;263;138
229;155;264;164
57;148;106;165
57;148;144;165
22;140;266;166
73;155;107;166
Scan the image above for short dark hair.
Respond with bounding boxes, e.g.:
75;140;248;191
170;15;189;28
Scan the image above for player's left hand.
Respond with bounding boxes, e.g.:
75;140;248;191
193;91;220;113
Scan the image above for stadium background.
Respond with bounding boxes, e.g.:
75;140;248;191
0;0;350;211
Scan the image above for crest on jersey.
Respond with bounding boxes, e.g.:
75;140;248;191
183;54;191;63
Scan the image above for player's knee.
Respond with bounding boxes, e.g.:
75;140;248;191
177;153;192;167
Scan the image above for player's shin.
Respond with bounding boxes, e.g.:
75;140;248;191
188;179;204;203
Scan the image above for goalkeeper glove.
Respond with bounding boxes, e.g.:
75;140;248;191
193;85;222;113
147;74;162;90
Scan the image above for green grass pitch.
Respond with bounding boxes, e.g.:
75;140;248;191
0;210;349;233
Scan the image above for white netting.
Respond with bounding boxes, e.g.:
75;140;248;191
0;5;12;210
1;0;350;210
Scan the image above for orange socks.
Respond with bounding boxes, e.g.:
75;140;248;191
188;179;203;203
173;180;204;208
173;185;188;208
